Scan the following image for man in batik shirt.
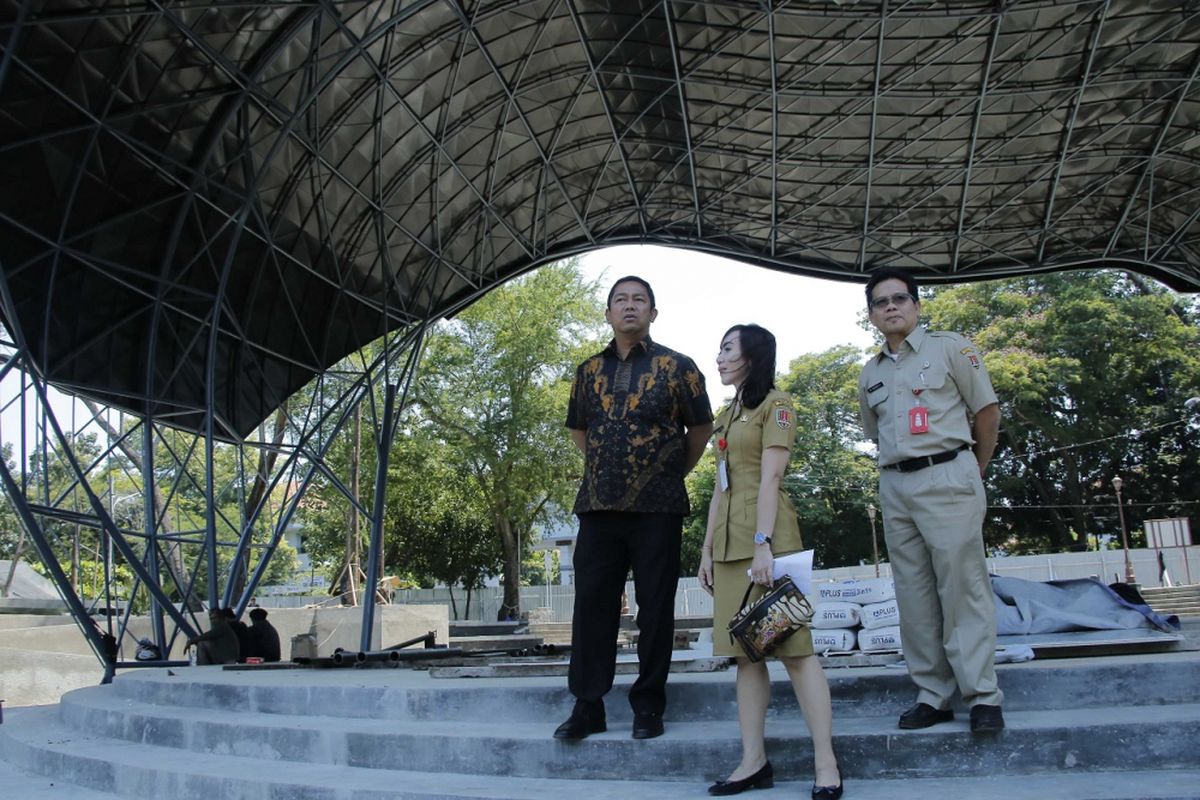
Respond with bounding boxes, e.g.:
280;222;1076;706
554;276;713;742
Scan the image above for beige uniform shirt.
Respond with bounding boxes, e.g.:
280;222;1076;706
858;327;997;467
710;388;803;562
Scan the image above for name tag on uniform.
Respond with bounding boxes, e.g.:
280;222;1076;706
909;406;929;434
718;460;729;491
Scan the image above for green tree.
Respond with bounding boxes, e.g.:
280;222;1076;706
682;455;717;576
923;271;1200;555
412;260;605;619
382;426;500;618
780;346;879;569
0;443;23;563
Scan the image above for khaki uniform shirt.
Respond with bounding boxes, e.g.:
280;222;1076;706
710;388;803;562
858;327;997;467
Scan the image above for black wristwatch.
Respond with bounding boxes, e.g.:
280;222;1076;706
753;531;772;546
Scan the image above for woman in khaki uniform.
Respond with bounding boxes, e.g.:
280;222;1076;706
698;324;842;800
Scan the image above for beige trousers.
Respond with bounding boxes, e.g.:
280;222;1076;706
879;449;1003;709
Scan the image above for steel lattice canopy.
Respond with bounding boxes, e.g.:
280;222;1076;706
1;1;1199;438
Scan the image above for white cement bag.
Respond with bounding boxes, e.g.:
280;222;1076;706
811;601;862;629
811;628;858;653
858;625;902;651
860;598;901;629
816;577;896;605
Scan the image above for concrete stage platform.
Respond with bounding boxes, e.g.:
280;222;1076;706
2;642;1199;799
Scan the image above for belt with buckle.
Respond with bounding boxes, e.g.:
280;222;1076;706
883;445;970;473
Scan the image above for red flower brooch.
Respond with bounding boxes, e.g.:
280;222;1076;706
717;438;727;452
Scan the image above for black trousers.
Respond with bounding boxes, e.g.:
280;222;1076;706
568;511;682;716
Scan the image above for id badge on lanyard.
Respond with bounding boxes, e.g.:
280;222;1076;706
717;435;730;491
909;366;930;434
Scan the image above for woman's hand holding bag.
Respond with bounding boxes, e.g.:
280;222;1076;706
727;576;814;662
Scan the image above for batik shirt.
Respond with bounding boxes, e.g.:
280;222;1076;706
567;337;713;515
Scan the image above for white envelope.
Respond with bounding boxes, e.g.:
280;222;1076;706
747;549;814;595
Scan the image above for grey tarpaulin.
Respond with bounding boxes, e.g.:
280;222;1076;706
991;575;1180;636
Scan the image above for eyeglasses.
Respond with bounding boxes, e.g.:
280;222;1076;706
869;292;916;311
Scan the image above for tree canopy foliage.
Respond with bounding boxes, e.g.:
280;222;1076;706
299;260;605;618
0;418;296;610
12;265;1196;619
924;271;1200;555
779;345;880;568
411;261;605;618
682;270;1200;575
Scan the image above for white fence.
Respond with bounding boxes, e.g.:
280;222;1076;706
259;546;1199;623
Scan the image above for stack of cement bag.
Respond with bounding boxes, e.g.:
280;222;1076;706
809;577;901;653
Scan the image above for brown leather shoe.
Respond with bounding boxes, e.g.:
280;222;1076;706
898;702;954;729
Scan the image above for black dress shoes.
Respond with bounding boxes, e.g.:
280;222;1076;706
812;779;844;800
898;702;954;729
553;705;606;740
969;703;1005;734
707;760;773;795
631;711;664;739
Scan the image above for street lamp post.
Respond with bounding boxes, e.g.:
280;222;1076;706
1111;476;1137;586
866;503;880;578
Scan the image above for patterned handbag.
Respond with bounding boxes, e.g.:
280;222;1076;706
727;576;814;662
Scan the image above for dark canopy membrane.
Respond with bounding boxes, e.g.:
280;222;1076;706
2;1;1198;436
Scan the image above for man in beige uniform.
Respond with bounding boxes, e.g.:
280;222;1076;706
858;267;1004;735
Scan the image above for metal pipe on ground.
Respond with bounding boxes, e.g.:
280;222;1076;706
331;648;366;666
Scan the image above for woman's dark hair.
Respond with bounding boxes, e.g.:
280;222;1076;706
723;324;776;410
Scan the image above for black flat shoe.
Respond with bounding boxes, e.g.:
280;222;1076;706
707;760;773;796
811;779;843;800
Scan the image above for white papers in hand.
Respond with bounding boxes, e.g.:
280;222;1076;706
745;549;814;594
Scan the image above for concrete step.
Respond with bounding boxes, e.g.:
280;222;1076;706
1141;585;1200;597
102;653;1200;721
0;746;123;799
6;706;1200;800
52;685;1200;780
1151;606;1200;618
1143;585;1200;616
5;652;1200;798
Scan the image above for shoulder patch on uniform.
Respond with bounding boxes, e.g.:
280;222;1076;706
772;398;788;406
867;381;884;393
960;346;975;355
774;407;793;430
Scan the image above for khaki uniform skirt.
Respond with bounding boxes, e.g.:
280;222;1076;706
712;557;814;659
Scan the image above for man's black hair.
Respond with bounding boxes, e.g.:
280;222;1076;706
606;275;656;309
249;607;268;622
865;267;919;308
